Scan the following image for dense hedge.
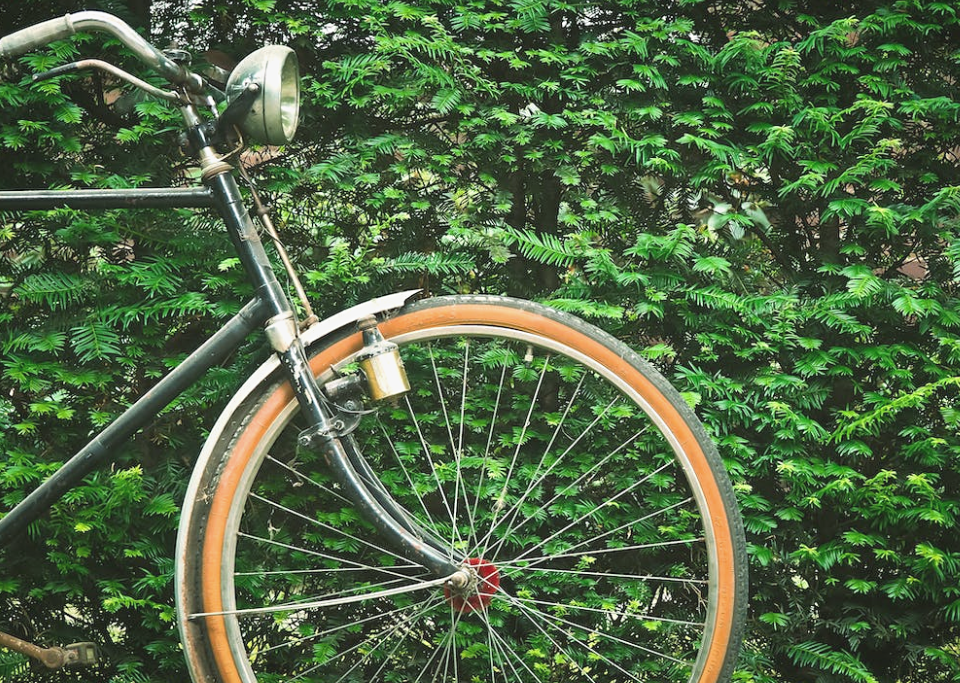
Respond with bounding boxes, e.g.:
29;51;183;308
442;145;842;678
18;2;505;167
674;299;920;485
1;0;959;681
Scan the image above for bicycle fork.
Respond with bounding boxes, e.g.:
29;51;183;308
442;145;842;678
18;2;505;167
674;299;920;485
271;317;465;581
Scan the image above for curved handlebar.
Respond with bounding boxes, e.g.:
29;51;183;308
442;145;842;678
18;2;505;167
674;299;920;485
0;15;76;56
0;11;204;92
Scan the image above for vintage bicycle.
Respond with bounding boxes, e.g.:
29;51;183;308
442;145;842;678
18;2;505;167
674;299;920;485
0;11;747;683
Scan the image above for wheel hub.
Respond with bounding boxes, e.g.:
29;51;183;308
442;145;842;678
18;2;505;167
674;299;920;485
444;558;500;613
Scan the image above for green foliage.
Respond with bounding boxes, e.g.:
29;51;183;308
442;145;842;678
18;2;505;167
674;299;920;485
2;0;960;682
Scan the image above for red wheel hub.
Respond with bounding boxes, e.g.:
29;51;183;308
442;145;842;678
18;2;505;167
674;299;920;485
444;558;500;613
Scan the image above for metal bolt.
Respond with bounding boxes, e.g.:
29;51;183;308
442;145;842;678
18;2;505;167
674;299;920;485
446;569;472;590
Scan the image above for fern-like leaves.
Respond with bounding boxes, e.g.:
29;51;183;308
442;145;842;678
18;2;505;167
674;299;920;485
503;228;581;268
787;641;878;683
14;272;90;310
71;319;121;362
383;252;475;276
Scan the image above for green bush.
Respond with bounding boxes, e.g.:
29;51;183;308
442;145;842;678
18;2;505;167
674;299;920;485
1;1;959;681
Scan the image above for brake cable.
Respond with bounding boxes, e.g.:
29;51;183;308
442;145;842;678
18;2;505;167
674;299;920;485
236;159;318;328
32;59;184;102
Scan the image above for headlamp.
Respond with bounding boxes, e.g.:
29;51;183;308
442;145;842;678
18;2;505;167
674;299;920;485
225;45;299;145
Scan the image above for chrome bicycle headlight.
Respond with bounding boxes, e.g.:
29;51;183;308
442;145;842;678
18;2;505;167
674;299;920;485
225;45;299;145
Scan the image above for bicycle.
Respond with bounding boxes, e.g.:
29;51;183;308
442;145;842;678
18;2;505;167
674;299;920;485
0;11;747;683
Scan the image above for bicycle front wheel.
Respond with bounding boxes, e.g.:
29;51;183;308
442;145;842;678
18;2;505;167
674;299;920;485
178;295;747;683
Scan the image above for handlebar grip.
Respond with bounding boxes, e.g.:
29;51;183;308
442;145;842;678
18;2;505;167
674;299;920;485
0;15;76;58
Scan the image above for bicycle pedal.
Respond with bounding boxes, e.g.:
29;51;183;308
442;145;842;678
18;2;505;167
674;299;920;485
63;642;100;667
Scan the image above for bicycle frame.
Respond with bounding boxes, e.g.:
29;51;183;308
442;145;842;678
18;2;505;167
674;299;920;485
0;88;462;580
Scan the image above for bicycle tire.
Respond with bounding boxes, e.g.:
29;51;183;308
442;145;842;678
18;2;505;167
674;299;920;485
177;295;747;683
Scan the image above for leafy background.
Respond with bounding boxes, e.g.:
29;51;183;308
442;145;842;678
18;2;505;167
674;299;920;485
1;0;960;681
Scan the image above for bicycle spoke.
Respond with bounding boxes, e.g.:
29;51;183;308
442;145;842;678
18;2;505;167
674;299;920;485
490;591;605;683
403;390;459;545
482;607;499;683
439;602;465;683
377;420;444;539
337;623;412;683
298;593;446;683
478;610;548;683
506;536;705;574
411;613;457;683
193;574;454;618
233;531;431;583
481;425;650;561
425;342;467;550
234;564;420;577
327;595;445;683
516;595;706;628
479;372;587;556
468;359;509;543
452;338;480;555
498;565;708;585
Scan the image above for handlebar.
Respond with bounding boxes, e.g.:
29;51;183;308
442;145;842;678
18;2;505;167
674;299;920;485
0;15;76;56
0;11;204;93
